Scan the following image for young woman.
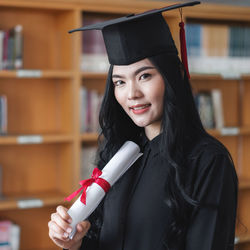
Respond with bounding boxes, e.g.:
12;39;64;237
48;2;238;250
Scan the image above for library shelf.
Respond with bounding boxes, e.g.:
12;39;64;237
190;73;241;81
0;70;73;79
0;191;67;211
207;127;250;137
0;134;73;145
191;73;226;81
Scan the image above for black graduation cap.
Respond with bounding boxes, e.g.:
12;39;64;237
69;1;200;65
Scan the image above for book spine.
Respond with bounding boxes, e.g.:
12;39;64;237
211;89;224;129
14;25;23;69
195;91;215;129
3;31;9;70
0;31;4;70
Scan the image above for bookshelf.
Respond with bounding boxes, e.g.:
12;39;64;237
0;1;78;249
0;0;249;249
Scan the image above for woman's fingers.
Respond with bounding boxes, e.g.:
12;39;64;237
48;206;91;249
72;221;91;242
56;205;72;223
48;220;69;240
50;212;72;234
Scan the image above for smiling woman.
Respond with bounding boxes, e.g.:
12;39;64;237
48;2;238;250
113;59;165;140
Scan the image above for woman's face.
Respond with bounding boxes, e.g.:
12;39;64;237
112;58;165;139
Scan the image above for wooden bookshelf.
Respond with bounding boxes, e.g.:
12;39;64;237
0;1;77;249
0;0;250;249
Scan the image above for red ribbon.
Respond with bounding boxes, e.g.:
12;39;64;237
179;19;190;79
64;168;111;205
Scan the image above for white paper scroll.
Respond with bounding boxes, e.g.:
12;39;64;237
67;141;143;239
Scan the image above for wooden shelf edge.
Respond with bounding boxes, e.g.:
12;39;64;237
207;127;250;137
0;134;73;145
0;192;67;211
191;73;224;81
239;178;250;190
0;70;73;79
81;132;99;142
235;234;250;244
242;74;250;81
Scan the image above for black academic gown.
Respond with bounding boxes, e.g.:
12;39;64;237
81;133;238;250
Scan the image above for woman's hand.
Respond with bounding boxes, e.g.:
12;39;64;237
48;205;90;250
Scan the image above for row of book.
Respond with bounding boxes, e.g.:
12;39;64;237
81;16;109;72
0;95;7;134
0;220;20;250
0;25;23;70
194;89;224;130
80;86;103;133
186;23;250;75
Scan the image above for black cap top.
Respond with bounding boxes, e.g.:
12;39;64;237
69;1;200;65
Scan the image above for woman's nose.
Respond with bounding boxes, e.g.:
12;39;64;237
127;81;142;100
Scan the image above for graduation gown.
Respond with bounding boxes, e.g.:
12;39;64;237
81;133;238;250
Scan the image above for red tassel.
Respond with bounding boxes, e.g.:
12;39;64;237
179;21;190;79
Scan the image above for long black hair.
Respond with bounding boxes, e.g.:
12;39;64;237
96;53;224;248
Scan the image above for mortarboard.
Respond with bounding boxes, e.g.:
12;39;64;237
69;1;200;67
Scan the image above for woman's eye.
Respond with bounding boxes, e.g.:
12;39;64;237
113;80;125;87
139;73;151;80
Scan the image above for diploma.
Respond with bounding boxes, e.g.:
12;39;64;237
65;141;143;239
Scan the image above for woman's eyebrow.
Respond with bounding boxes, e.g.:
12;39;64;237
134;66;155;76
112;66;155;79
112;74;124;79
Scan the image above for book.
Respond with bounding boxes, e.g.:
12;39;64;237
0;31;4;70
81;15;109;72
80;86;103;133
0;25;23;70
211;89;224;129
0;220;20;250
0;95;8;134
80;86;87;133
194;89;224;130
186;23;202;57
186;21;250;75
202;23;229;57
229;25;250;57
2;30;9;70
195;91;215;129
14;25;23;69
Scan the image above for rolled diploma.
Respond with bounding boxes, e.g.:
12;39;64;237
68;141;143;239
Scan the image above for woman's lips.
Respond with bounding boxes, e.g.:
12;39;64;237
129;104;151;114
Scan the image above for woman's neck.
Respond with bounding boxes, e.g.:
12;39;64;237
144;122;161;140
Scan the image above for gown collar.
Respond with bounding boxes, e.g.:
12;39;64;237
140;132;163;156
